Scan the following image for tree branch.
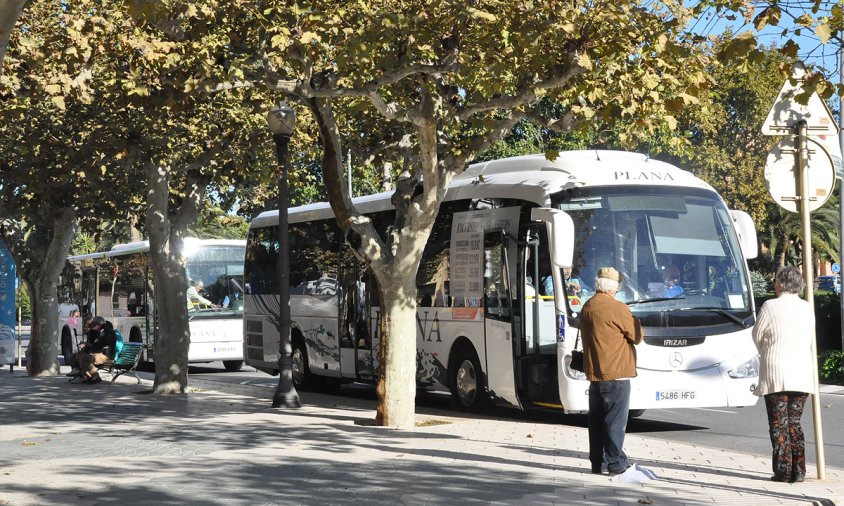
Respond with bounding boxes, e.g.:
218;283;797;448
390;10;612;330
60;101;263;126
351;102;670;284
458;64;586;120
524;107;579;134
444;112;526;174
310;96;390;272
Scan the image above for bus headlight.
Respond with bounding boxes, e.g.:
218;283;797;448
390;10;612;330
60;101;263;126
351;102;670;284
728;356;759;378
564;355;587;380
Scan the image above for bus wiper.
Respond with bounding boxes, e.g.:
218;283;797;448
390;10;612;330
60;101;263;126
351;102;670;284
664;306;749;328
694;307;750;328
626;296;686;306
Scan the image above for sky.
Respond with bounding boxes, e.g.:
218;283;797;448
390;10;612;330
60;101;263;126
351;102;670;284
689;1;841;80
687;1;843;169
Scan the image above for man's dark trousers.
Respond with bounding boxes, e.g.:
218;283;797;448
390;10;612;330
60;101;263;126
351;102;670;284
588;379;631;473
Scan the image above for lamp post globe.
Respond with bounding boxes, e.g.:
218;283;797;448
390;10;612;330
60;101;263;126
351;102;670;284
268;102;296;136
268;101;300;409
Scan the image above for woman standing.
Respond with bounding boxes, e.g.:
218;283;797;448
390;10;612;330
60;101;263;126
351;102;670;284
752;265;816;483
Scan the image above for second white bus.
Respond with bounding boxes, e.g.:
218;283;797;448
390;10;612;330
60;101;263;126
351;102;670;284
244;151;761;413
58;238;247;371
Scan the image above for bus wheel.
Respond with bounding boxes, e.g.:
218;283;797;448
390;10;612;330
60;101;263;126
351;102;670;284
61;329;74;367
450;347;486;411
223;360;243;372
629;409;646;418
292;340;315;390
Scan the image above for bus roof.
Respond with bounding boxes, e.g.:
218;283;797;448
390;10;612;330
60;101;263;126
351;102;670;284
250;151;715;229
68;238;246;262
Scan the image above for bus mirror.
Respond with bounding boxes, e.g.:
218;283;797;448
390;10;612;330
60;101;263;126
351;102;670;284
729;209;758;259
530;208;574;267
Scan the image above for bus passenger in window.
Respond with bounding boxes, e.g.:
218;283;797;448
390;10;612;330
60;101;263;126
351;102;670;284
187;279;217;309
662;266;684;298
563;267;585;298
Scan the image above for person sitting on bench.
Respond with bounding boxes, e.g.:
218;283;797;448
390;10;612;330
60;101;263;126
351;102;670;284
74;316;119;384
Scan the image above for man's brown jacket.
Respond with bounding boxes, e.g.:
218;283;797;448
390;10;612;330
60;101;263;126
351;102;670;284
580;292;642;381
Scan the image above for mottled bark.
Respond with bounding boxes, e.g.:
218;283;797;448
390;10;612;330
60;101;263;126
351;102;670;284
7;208;77;376
375;285;418;428
145;163;202;394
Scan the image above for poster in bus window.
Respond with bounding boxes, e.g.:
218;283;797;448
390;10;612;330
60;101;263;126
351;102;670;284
449;207;520;306
0;240;16;365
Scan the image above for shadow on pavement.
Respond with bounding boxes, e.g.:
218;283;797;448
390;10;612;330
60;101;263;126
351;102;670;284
0;373;838;506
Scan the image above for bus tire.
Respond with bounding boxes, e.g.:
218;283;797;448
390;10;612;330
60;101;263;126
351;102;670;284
223;360;243;372
61;328;74;366
629;409;646;418
449;345;487;412
291;338;315;390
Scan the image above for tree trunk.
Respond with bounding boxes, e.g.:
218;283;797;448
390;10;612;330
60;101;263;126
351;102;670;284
148;237;190;393
12;208;78;376
308;95;445;428
25;278;60;376
375;284;418;428
145;164;195;394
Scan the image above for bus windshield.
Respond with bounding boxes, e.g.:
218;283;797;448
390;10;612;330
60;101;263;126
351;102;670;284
185;245;246;316
555;187;751;319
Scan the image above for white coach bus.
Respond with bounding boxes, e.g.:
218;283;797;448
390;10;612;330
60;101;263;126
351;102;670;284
58;238;247;371
244;151;760;413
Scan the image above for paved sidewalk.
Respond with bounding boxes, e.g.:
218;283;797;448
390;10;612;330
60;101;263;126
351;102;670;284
0;368;841;505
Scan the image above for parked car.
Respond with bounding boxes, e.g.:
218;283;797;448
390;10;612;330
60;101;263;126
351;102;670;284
815;275;841;294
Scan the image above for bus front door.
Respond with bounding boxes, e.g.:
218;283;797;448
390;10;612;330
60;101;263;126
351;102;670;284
483;230;522;408
339;266;375;381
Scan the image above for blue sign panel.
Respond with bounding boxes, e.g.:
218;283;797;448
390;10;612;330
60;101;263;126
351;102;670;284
0;241;16;364
833;263;840;274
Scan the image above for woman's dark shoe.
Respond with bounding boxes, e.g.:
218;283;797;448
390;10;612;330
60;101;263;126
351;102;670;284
84;376;103;385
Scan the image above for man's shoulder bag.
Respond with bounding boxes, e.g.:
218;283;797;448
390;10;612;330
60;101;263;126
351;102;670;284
570;332;584;372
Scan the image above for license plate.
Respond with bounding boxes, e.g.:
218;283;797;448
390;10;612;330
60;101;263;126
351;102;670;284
655;390;696;401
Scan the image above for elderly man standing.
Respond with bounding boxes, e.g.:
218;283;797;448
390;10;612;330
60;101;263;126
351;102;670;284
580;267;642;475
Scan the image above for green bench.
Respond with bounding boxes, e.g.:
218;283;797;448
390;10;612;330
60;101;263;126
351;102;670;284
96;342;146;384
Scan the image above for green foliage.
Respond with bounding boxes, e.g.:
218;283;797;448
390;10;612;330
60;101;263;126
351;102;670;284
757;200;840;273
750;270;773;296
189;206;249;239
17;282;30;321
676;42;788;227
819;351;844;385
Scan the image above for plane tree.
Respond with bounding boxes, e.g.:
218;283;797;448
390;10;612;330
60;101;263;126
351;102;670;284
89;3;284;394
0;0;135;375
0;0;278;387
219;0;718;428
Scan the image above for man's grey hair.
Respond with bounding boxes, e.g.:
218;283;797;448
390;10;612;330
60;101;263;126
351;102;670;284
776;265;804;294
594;277;620;293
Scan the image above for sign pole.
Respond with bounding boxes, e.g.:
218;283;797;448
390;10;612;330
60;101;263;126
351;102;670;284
799;121;826;480
839;38;844;351
16;275;21;369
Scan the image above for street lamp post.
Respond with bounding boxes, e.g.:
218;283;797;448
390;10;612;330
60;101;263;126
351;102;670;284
268;102;301;409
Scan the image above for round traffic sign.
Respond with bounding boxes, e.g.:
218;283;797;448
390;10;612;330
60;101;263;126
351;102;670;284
833;263;840;274
764;138;835;213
